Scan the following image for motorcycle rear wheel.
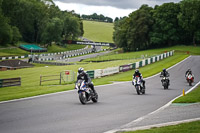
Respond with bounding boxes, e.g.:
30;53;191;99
142;89;145;94
92;93;98;103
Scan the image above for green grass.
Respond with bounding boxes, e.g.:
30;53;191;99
83;20;114;42
0;45;194;102
124;120;200;133
173;85;200;103
0;47;29;56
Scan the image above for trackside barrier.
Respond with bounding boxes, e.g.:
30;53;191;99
0;77;21;88
86;70;95;79
92;50;174;79
38;50;174;83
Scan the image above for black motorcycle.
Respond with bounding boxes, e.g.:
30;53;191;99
161;77;169;89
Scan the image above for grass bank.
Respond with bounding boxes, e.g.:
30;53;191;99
124;120;200;133
173;85;200;103
83;20;114;42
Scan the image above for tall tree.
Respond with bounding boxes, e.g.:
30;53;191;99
150;3;181;47
178;0;200;46
41;17;63;46
0;11;12;45
113;17;129;51
126;5;153;51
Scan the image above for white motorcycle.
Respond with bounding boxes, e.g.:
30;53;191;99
132;76;145;95
75;80;98;104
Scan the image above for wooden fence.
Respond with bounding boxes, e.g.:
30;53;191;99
40;74;61;86
0;77;21;88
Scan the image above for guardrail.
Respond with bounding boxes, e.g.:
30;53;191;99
86;50;174;79
0;77;21;88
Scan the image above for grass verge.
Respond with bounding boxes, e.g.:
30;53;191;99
123;120;200;133
173;85;200;103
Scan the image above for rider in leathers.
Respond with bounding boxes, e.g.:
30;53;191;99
185;68;194;80
160;68;170;85
133;69;145;88
76;67;95;93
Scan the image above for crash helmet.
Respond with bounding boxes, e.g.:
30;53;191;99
163;68;166;72
135;69;139;74
78;67;84;75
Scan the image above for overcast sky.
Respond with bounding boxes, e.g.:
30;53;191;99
54;0;181;19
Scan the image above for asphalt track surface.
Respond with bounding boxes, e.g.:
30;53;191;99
0;56;200;133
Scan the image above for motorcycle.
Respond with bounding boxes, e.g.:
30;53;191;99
75;80;98;104
132;76;145;95
161;77;169;89
186;74;194;86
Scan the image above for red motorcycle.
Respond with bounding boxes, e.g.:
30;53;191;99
186;74;194;86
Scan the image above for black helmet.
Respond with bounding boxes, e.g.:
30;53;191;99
163;68;166;72
78;67;84;75
135;69;139;73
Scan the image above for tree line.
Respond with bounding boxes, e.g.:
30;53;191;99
81;13;113;23
0;0;83;47
113;0;200;52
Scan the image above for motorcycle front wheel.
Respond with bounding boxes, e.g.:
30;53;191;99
189;80;192;86
136;86;140;95
79;92;87;104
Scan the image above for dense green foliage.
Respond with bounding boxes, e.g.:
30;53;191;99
81;13;113;23
113;0;200;52
0;0;83;46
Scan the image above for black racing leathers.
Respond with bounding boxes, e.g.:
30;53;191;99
77;72;95;92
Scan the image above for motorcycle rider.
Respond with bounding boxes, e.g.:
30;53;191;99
133;69;145;88
160;68;170;85
185;69;194;80
76;67;95;93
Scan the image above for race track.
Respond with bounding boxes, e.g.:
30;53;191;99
0;56;200;133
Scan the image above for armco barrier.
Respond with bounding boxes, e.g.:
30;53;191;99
132;63;136;69
101;66;119;77
92;50;174;79
119;64;132;72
